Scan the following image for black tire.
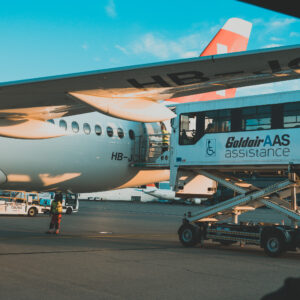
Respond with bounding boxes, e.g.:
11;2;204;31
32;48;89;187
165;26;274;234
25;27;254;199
28;207;37;217
178;223;199;247
263;231;286;257
66;207;72;215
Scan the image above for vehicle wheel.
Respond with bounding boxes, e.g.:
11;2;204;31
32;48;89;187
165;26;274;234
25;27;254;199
263;232;286;257
66;207;72;215
178;223;199;247
28;207;37;217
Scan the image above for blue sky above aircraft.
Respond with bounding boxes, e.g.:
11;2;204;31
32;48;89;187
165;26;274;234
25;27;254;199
0;0;299;96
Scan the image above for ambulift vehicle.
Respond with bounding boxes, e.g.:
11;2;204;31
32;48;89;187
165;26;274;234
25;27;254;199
0;191;49;216
132;90;300;257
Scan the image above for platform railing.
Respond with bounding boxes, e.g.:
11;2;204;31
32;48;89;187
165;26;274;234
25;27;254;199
132;133;170;163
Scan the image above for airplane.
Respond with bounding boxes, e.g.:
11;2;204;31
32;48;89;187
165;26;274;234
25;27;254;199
237;0;300;19
137;182;183;202
77;187;158;202
138;183;203;204
0;18;299;194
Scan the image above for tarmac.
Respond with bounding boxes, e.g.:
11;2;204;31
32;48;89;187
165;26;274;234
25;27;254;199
0;200;299;300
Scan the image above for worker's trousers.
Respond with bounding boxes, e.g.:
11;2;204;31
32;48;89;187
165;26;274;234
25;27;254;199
49;214;62;230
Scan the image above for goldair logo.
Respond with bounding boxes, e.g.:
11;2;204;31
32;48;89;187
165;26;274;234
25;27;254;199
224;134;291;159
225;134;290;148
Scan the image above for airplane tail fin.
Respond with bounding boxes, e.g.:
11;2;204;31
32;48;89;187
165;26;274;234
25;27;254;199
200;17;252;57
146;183;156;187
168;18;252;103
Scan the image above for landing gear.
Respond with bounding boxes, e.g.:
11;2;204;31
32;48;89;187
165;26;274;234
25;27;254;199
178;223;199;247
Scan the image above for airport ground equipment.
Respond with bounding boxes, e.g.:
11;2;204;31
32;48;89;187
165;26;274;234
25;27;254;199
0;191;49;216
62;193;79;214
0;191;79;216
171;91;300;257
41;192;79;214
132;90;300;257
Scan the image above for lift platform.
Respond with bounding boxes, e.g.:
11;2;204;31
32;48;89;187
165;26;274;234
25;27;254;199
183;170;300;221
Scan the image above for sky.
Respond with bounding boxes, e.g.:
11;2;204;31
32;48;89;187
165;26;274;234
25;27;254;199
0;0;299;97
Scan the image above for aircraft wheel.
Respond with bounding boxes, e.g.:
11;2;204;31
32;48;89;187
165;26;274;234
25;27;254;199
28;207;37;217
178;223;199;247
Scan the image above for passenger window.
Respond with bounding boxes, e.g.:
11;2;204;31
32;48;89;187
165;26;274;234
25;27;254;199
59;120;67;131
218;109;231;132
241;106;271;131
129;129;135;140
83;123;91;135
283;102;300;128
204;110;231;133
107;126;114;137
117;128;124;138
72;121;79;133
205;111;218;133
47;119;55;124
95;125;102;136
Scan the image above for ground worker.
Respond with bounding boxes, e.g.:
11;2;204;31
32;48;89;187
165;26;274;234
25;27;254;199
161;122;169;153
46;193;63;234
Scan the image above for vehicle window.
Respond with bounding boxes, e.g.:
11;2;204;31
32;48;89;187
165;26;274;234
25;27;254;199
283;102;300;128
218;109;231;132
59;120;67;131
47;119;55;124
129;129;135;140
205;111;218;133
241;105;271;131
83;123;91;135
107;126;114;137
179;112;204;145
205;110;231;133
95;124;102;136
117;128;124;138
180;114;197;145
72;121;79;133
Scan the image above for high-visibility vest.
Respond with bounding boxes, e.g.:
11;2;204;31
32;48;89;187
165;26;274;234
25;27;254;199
51;201;63;214
162;129;169;144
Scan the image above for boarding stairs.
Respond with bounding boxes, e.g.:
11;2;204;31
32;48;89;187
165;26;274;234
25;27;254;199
185;170;300;224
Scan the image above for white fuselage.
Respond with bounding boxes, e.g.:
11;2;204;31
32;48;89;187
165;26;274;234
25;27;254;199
0;112;169;193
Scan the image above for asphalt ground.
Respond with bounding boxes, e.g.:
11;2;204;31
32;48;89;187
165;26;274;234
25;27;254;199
0;200;299;300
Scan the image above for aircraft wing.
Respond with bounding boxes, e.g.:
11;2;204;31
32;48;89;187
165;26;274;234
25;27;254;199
0;44;299;138
237;0;300;18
